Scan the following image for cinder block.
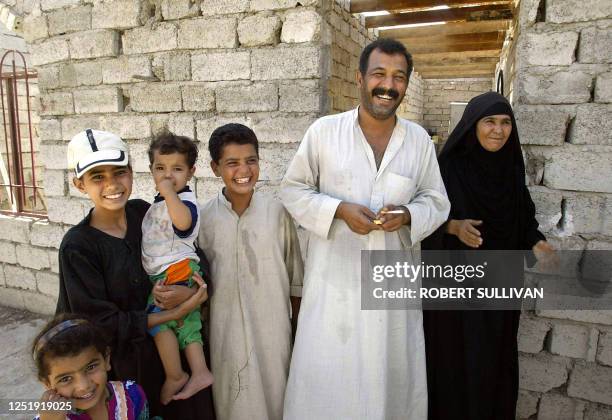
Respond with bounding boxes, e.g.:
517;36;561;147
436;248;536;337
74;87;123;114
518;354;569;392
546;0;612;23
36;271;59;297
0;215;32;244
177;17;237;49
252;113;316;143
39;119;62;142
250;0;298;10
570;104;612;145
537;394;585;420
518;315;550;353
548;323;596;360
595;72;612;103
0;242;17;264
30;221;65;249
16;244;50;270
258;143;299;182
216;82;277;112
579;27;612;64
92;0;141;29
192;51;250;81
30;38;70;66
36;66;60;91
46;197;91;225
564;193;605;235
48;5;91;36
102;56;153;84
238;14;281;47
40;144;68;170
251;45;320;80
567;362;612;405
168;114;195;139
516;390;540;419
161;0;200;20
69;30;120;60
194;176;225;202
130;84;182;113
279;79;320;112
181;85;215;112
59;61;104;87
515;106;571;145
22;290;56;315
123;23;178;54
39;92;73;116
22;14;48;42
41;0;80;11
200;0;249;15
4;264;37;291
99;115;152;140
49;249;60;273
521;31;578;66
159;52;191;81
196;115;254;151
61;116;102;140
281;9;321;43
518;70;592;104
544;147;612;193
584;405;612;420
597;329;612;367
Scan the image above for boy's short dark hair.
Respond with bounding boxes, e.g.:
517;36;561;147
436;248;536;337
359;38;413;78
148;131;198;168
208;123;259;163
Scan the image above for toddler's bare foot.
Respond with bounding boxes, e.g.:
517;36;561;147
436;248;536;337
160;372;189;405
172;369;214;401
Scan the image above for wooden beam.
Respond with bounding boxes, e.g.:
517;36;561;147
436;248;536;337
378;19;510;39
350;0;510;14
402;40;503;54
415;62;498;73
365;4;512;28
412;49;501;62
420;70;495;78
401;31;505;47
413;55;500;67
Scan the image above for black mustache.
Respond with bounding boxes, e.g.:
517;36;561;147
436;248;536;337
372;87;399;99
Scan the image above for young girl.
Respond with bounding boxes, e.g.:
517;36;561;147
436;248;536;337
57;129;214;418
32;313;157;420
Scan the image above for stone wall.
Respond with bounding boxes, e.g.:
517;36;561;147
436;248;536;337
398;71;424;125
0;0;330;314
421;77;493;140
513;0;612;418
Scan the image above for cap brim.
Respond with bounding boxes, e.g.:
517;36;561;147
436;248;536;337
75;150;128;178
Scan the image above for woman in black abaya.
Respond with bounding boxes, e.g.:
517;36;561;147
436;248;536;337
422;92;555;420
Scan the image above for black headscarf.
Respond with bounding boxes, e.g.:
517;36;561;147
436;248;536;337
425;91;543;251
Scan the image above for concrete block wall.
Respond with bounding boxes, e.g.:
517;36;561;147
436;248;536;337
513;0;612;418
0;0;334;314
421;78;493;140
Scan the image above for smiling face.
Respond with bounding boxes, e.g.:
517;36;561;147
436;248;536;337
211;143;259;200
44;346;111;413
150;151;195;193
73;165;132;213
475;114;513;152
358;49;409;121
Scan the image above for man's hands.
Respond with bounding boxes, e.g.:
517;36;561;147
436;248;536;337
335;202;410;235
447;219;483;248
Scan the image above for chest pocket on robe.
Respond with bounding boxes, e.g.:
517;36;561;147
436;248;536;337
384;172;417;206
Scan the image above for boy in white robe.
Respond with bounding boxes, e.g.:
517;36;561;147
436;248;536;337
197;123;303;420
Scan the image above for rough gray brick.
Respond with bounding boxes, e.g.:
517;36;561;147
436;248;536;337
192;51;250;81
597;328;612;367
0;215;32;244
567;362;612;405
519;70;592;104
595;72;612;103
41;0;79;11
23;290;56;315
546;0;612;23
30;38;70;66
22;14;48;42
519;354;569;392
200;0;249;15
249;0;298;11
46;197;91;225
42;169;66;197
36;271;59;297
49;249;60;273
30;221;65;248
168;114;195;139
61;116;102;140
69;30;119;60
35;66;60;91
196;115;253;150
252;113;316;143
102;56;153;84
92;0;141;30
216;82;277;112
181;85;215;112
518;316;550;353
537;394;585;420
40;144;68;170
238;14;280;47
279;79;320;112
178;17;237;49
252;45;320;80
258;143;299;182
39;92;73;116
48;5;91;36
517;390;540;419
123;23;177;54
584;405;612;420
73;87;123;114
281;9;321;43
563;193;605;235
537;310;612;326
130;84;182;113
156;52;191;81
0;242;17;264
528;186;562;232
570;104;612;145
515;106;570;145
161;0;200;20
16;244;50;270
520;31;578;66
99;115;152;140
544;148;612;193
579;27;612;64
59;61;104;87
548;323;597;360
4;264;37;291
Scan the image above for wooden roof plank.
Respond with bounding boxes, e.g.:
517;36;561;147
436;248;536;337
420;70;495;78
365;4;512;28
412;49;501;61
400;30;505;46
403;40;503;54
415;62;498;73
350;0;510;14
378;19;510;38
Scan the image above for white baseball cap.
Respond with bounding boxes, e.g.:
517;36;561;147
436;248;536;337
67;129;129;178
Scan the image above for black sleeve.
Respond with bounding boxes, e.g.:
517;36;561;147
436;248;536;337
523;185;546;250
57;242;148;351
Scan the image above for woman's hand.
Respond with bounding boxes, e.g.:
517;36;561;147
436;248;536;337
38;389;72;420
152;272;204;309
533;240;558;271
447;219;483;248
175;274;208;319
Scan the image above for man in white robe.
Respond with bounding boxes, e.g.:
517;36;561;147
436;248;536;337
280;39;450;420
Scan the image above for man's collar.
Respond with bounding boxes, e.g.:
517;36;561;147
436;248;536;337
154;185;191;202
